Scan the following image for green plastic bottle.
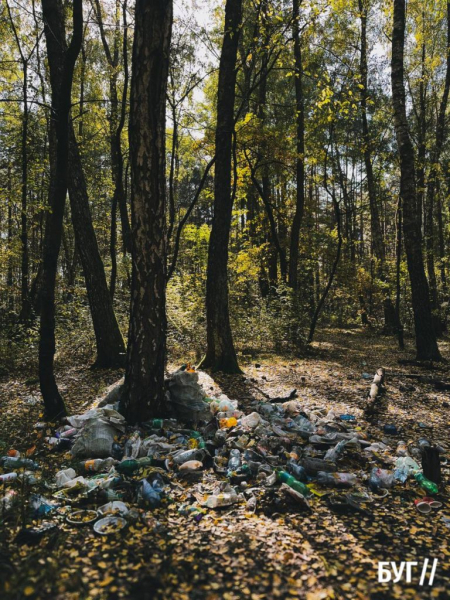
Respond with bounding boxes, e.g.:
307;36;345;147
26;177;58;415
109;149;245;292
116;457;152;475
277;469;310;497
415;472;438;495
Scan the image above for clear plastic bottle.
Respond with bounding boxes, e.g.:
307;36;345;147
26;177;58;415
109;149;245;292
316;471;357;487
228;449;241;471
0;490;17;512
0;472;18;483
286;460;308;482
205;491;239;508
1;456;39;470
396;440;408;457
124;432;141;459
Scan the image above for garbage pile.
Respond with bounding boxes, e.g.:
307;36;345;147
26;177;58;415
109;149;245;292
1;366;448;538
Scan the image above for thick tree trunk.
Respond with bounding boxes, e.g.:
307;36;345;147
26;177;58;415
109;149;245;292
121;0;172;423
288;0;305;290
39;0;83;419
391;0;441;361
200;0;242;373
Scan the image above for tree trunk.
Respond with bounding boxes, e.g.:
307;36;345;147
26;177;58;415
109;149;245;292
43;0;126;368
39;0;83;419
288;0;305;290
68;127;126;367
199;0;243;373
391;0;441;361
121;0;172;423
424;1;450;334
93;0;132;254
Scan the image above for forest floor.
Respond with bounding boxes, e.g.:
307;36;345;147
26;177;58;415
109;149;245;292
1;327;450;600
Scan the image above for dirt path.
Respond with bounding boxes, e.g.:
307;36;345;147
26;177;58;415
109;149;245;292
1;329;449;599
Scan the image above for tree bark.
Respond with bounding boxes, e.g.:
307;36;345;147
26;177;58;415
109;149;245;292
121;0;172;423
391;0;441;361
39;0;83;419
42;0;126;367
424;1;450;333
288;0;305;290
68;127;126;367
199;0;243;373
93;0;132;255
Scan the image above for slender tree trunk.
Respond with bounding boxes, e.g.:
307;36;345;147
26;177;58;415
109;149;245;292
121;0;172;423
7;165;14;312
288;0;305;289
391;0;441;360
43;0;126;367
68;127;126;367
424;1;450;333
6;0;31;320
395;197;404;349
39;0;83;419
308;157;342;344
199;0;242;373
93;0;131;255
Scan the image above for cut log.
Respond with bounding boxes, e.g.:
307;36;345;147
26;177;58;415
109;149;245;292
364;368;385;414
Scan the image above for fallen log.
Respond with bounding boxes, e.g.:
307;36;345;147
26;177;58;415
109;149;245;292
364;368;385;414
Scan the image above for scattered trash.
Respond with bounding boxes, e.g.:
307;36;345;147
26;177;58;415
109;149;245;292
2;362;448;555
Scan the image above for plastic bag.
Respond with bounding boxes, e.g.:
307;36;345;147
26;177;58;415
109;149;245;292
71;419;120;458
55;468;77;488
166;370;210;422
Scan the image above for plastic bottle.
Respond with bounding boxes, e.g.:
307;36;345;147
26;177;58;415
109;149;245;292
1;456;39;470
228;449;241;471
172;449;205;465
45;437;72;451
0;472;18;483
415;472;439;495
205;490;239;508
116;456;152;475
58;428;77;439
286;460;308;482
396;441;408;457
339;414;356;421
80;458;117;473
276;469;310;497
384;424;398;435
0;490;17;512
316;471;357;487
